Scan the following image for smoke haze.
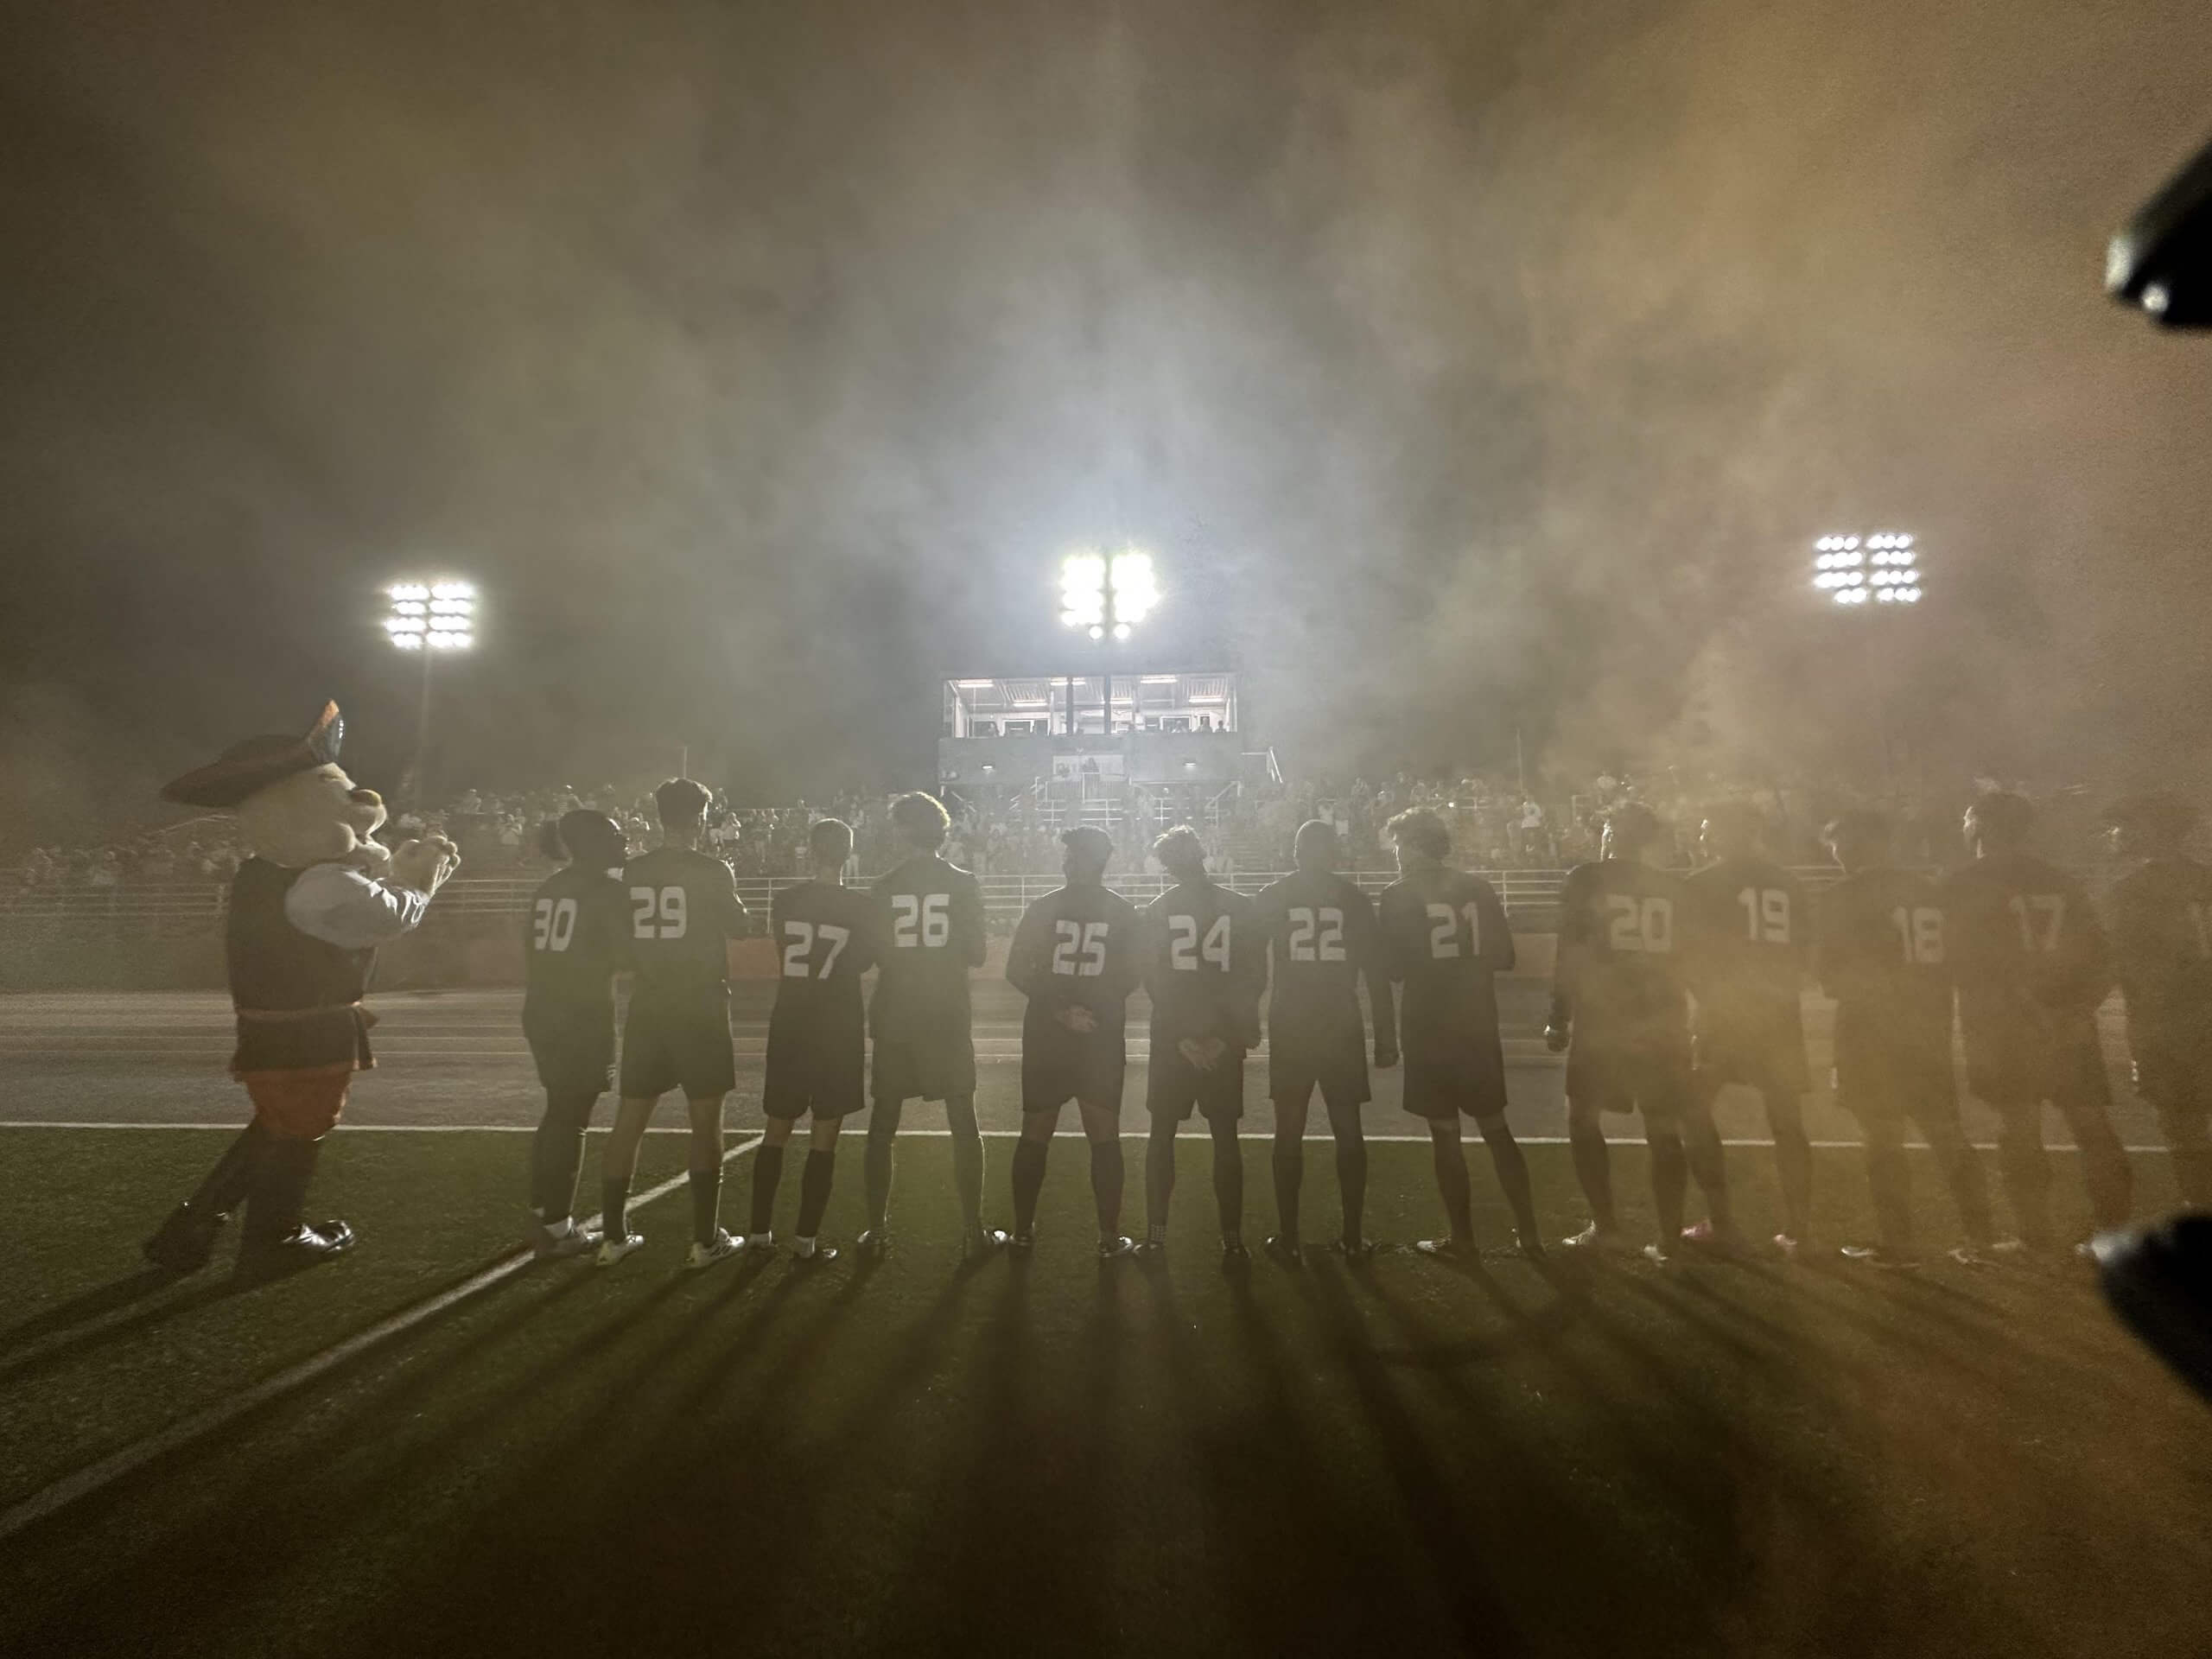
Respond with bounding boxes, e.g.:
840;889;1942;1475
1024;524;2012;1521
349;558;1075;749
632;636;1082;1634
3;0;2210;840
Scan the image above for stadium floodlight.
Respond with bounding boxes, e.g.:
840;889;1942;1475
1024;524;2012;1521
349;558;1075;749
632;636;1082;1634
385;576;476;805
1060;554;1108;638
1812;533;1921;607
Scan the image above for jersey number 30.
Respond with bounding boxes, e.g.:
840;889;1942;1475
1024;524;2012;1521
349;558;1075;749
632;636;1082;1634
532;897;577;953
893;893;951;949
630;887;688;940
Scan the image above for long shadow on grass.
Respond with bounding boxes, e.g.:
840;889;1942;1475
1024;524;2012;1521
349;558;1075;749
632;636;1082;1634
0;1267;179;1355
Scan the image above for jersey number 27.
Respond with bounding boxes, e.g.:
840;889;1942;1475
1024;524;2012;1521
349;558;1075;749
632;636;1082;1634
781;921;850;978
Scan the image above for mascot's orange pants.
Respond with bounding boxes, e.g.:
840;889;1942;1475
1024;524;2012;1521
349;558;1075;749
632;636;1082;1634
240;1064;353;1141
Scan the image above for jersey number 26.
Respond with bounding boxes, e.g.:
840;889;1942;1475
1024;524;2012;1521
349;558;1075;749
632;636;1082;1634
893;893;950;949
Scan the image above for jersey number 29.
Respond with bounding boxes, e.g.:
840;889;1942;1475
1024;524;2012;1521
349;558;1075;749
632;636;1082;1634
630;887;687;940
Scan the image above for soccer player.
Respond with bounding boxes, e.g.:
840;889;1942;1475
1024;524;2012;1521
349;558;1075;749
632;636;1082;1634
2104;791;2212;1209
597;778;750;1269
866;792;1002;1256
1377;808;1542;1260
748;818;879;1262
1137;827;1266;1261
1815;810;1994;1266
1006;825;1141;1256
1253;820;1398;1260
1945;790;2131;1256
1548;803;1711;1264
520;809;632;1260
1679;804;1814;1255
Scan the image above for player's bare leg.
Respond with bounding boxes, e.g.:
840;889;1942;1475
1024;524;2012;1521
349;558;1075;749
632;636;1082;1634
1563;1096;1629;1252
750;1113;796;1246
1210;1116;1245;1257
790;1114;843;1262
1475;1115;1544;1258
861;1097;902;1252
1141;1115;1179;1254
1010;1109;1056;1249
683;1092;741;1267
1268;1092;1309;1260
944;1093;1004;1253
1414;1117;1475;1259
1325;1095;1370;1255
1079;1100;1132;1256
596;1096;658;1266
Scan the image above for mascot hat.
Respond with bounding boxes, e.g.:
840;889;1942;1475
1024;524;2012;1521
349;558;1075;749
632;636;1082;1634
162;702;346;810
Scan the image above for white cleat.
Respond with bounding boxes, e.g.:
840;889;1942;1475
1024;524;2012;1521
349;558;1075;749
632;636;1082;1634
686;1229;745;1270
1562;1221;1631;1254
1643;1243;1674;1267
595;1230;645;1268
531;1220;601;1261
747;1231;776;1253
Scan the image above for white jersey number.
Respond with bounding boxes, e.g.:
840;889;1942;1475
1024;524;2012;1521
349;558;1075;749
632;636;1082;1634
532;897;578;953
2007;893;2066;954
1169;913;1232;971
1888;906;1944;965
1052;919;1110;977
630;886;688;940
1426;901;1484;959
780;920;850;979
893;893;951;949
1605;893;1674;954
1286;906;1346;963
1735;887;1791;944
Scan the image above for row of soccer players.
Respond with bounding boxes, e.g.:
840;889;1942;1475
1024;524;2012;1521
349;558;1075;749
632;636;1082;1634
519;781;1539;1266
519;778;2212;1270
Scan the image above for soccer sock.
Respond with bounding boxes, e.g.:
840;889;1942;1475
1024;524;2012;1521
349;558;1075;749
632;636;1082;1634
1648;1128;1688;1244
1431;1130;1472;1243
689;1154;722;1246
530;1089;596;1224
1478;1118;1540;1240
1211;1122;1243;1239
1012;1138;1050;1235
1769;1096;1812;1237
1567;1107;1616;1229
601;1177;630;1242
797;1148;836;1238
750;1143;786;1236
1272;1134;1303;1244
865;1102;901;1231
1329;1111;1367;1243
1865;1128;1911;1251
1145;1122;1178;1236
1090;1138;1124;1236
947;1096;986;1231
1681;1110;1732;1229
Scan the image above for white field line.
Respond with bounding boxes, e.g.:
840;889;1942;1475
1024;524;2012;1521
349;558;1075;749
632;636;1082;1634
0;1122;2179;1154
0;1133;764;1546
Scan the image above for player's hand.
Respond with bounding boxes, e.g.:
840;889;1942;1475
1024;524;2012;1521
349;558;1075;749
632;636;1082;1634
1178;1036;1214;1071
1373;1043;1399;1070
391;835;461;895
1543;1024;1570;1054
1058;1005;1098;1034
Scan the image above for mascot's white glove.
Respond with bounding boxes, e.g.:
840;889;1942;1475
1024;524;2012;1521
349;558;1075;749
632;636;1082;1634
390;835;461;896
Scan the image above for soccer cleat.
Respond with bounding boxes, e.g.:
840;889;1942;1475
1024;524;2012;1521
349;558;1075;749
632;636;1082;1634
854;1229;890;1259
1681;1217;1749;1256
747;1230;776;1251
1562;1221;1630;1254
1267;1235;1307;1265
792;1236;838;1264
1948;1244;1993;1268
1840;1243;1921;1269
1772;1233;1803;1260
143;1204;225;1274
1096;1236;1135;1260
531;1220;601;1261
686;1229;744;1270
1642;1242;1673;1267
1221;1238;1250;1264
1330;1237;1375;1262
1513;1230;1549;1263
239;1219;354;1274
963;1227;1009;1259
1414;1237;1473;1261
596;1230;646;1268
1134;1237;1169;1258
1987;1236;2035;1258
1008;1230;1038;1254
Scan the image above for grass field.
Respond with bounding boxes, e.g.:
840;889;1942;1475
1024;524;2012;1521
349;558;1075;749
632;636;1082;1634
3;1129;2209;1657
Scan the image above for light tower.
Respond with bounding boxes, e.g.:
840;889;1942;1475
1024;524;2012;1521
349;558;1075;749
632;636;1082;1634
1058;550;1159;734
383;579;475;808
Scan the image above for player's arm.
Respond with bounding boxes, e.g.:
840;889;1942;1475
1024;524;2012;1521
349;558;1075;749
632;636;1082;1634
1547;868;1591;1042
716;861;749;942
1481;882;1516;975
955;873;987;970
1229;898;1267;1050
1349;893;1398;1065
1096;902;1142;1009
847;897;882;979
2054;875;2115;1016
1005;902;1054;1004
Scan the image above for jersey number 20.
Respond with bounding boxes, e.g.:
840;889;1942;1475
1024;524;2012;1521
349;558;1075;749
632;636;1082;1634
1605;894;1673;953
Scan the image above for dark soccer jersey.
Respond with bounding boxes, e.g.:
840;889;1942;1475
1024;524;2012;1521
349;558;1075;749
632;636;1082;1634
769;880;880;1025
1377;868;1514;1059
620;845;748;995
868;855;986;1044
1683;857;1808;1023
1943;852;2112;1041
2108;855;2212;1064
1141;880;1264;1046
1550;858;1690;1046
1254;870;1383;1042
1007;883;1141;1026
1814;868;1952;1070
522;864;632;1017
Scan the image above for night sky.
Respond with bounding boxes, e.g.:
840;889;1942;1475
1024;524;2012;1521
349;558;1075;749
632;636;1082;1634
4;1;2210;842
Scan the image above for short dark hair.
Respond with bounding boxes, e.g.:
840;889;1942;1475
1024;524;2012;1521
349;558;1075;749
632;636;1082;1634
2104;791;2198;844
1386;807;1451;860
1151;824;1208;874
1966;789;2034;842
890;791;951;848
654;777;712;826
1062;824;1113;862
1604;802;1662;849
808;817;855;865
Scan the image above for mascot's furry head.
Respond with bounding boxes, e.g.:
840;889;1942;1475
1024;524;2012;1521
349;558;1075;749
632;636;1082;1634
161;702;393;871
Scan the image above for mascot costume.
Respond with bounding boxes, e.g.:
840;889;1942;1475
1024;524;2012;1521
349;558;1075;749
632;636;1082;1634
143;702;459;1272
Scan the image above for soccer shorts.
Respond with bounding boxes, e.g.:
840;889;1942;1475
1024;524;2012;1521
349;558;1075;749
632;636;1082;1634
1694;1004;1811;1099
2129;1046;2212;1116
619;988;735;1101
1963;1015;2110;1109
1147;1036;1247;1123
1268;1040;1372;1110
1566;1034;1693;1122
762;1030;867;1122
1400;1035;1510;1123
871;1029;979;1104
1022;1025;1127;1113
1832;1038;1955;1124
524;1003;616;1096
